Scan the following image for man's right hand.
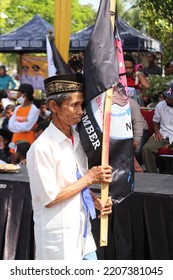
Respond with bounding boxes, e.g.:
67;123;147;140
152;131;164;141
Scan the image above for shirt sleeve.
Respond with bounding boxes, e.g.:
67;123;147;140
130;98;144;141
153;102;161;123
8;105;39;132
27;142;60;206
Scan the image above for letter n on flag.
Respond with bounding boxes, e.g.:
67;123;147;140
78;0;134;202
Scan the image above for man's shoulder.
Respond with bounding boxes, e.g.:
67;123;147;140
155;100;166;110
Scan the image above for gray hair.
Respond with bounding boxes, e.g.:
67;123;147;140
46;92;71;108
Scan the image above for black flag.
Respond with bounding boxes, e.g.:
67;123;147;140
46;32;71;76
78;0;134;202
84;0;119;103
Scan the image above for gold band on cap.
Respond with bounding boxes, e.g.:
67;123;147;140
45;79;83;96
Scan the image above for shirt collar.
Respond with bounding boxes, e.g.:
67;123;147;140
48;121;80;149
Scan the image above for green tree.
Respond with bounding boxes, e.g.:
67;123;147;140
3;0;96;34
4;0;54;31
136;0;173;62
0;0;96;67
0;0;11;34
71;0;96;33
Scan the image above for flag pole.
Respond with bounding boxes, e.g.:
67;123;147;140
100;0;116;247
54;0;71;62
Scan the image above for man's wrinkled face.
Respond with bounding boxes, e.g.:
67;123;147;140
56;92;84;126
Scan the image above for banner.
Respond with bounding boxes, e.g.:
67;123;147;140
20;55;48;78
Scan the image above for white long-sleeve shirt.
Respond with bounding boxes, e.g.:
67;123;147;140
8;104;39;133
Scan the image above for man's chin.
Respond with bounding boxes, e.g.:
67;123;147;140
71;119;82;126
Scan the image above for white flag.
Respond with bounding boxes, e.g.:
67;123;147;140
46;35;57;77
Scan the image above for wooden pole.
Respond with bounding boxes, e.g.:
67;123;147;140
54;0;71;62
100;0;116;247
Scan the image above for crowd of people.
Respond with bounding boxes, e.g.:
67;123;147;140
0;51;173;173
1;50;173;260
0;72;50;165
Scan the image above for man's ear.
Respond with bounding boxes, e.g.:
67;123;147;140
48;100;58;113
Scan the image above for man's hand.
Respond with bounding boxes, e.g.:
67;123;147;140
92;195;112;218
133;140;140;150
86;165;112;185
152;132;164;141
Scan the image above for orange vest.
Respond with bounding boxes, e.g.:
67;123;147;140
11;105;37;145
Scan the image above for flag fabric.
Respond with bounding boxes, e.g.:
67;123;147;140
78;0;134;202
46;34;71;77
46;35;57;76
84;0;119;104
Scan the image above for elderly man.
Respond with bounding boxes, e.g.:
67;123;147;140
26;73;112;260
142;85;173;173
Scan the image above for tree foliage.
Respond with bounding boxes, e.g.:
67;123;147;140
1;0;96;34
136;0;173;62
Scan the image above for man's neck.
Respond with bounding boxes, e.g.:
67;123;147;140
52;119;71;138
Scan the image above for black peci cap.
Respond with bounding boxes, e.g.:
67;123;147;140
44;73;83;97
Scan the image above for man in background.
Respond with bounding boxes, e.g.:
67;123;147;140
144;52;162;76
32;65;45;92
142;85;173;173
20;65;33;85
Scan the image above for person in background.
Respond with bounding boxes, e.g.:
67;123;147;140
0;89;15;111
134;63;144;73
13;140;31;165
144;52;162;77
37;100;51;123
0;90;14;125
0;90;8;114
129;97;149;169
32;65;45;92
124;54;149;103
8;83;39;156
142;85;173;173
147;92;165;109
27;73;113;260
0;129;13;163
164;62;171;76
0;65;16;90
68;54;83;73
1;104;15;130
19;65;33;85
169;61;173;75
35;119;50;139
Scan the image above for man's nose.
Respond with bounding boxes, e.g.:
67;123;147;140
79;106;84;116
